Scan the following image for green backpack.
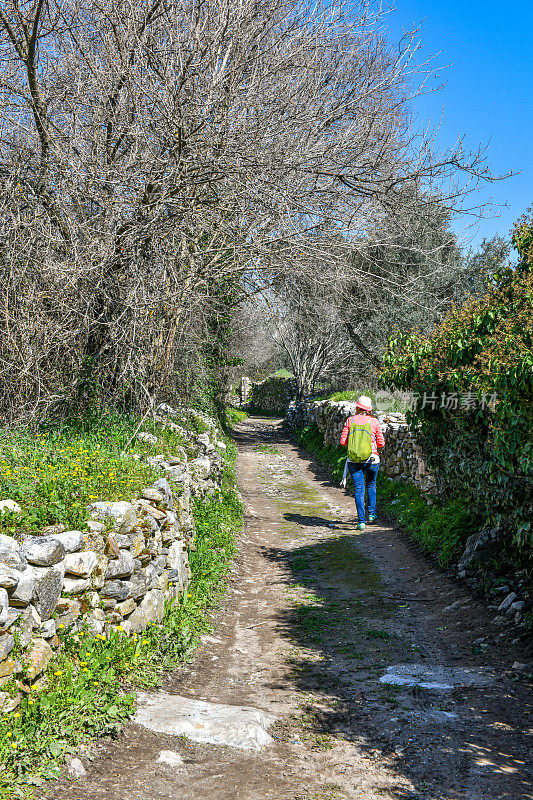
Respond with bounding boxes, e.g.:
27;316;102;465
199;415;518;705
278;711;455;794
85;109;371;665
347;417;372;462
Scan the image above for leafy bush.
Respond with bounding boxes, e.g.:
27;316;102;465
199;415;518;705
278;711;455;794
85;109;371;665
381;211;533;563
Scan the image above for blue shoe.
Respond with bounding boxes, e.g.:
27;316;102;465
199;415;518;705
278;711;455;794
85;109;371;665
356;522;366;531
368;514;376;523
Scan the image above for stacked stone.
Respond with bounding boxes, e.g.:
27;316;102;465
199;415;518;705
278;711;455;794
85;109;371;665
250;376;297;414
379;413;437;495
0;406;226;713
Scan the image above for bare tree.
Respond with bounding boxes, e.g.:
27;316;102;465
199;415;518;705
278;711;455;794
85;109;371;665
0;0;503;421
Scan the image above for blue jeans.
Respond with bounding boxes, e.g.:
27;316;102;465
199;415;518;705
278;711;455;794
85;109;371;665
347;461;379;523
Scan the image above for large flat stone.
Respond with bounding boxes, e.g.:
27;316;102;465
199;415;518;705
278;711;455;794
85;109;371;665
27;637;53;680
134;693;275;751
30;564;64;619
105;550;135;580
52;531;85;553
127;589;164;632
64;550;98;578
21;536;65;567
9;567;35;607
379;664;494;691
62;576;91;594
0;545;27;571
0;633;15;660
101;580;130;601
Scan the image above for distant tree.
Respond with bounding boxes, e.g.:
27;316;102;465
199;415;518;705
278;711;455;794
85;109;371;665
455;236;512;301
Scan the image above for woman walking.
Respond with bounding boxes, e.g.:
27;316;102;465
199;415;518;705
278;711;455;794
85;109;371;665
340;395;385;530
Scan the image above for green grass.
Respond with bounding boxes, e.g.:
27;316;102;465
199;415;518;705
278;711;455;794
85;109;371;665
295;423;480;567
325;389;407;413
364;628;391;639
270;369;294;378
378;475;480;566
254;443;282;455
325;389;378;404
223;406;249;427
0;420;242;798
0;409;206;541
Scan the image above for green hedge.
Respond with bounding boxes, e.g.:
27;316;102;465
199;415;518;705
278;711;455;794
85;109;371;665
381;211;533;565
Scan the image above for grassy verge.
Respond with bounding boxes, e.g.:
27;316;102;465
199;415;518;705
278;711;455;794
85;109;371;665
0;418;242;798
222;406;249;429
0;408;215;540
293;423;479;567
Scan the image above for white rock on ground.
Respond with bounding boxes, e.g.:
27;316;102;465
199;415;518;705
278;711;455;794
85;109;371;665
134;693;276;751
0;500;21;514
379;664;493;691
66;756;87;777
156;750;185;768
137;432;158;445
89;501;135;521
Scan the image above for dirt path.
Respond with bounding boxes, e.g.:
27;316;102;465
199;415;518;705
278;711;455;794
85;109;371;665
45;417;532;800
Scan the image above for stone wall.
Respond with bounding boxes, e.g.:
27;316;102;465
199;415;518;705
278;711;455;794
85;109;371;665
0;405;227;712
286;399;436;495
239;377;252;406
250;376;297;414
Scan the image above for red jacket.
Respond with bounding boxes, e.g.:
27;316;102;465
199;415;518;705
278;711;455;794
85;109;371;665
340;414;385;458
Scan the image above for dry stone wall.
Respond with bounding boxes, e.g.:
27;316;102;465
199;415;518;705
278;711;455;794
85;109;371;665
250;376;297;414
286;399;436;495
0;405;226;712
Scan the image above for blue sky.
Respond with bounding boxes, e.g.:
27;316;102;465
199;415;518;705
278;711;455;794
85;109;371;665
388;1;532;252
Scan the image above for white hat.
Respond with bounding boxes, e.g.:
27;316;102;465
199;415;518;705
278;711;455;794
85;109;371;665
356;395;373;412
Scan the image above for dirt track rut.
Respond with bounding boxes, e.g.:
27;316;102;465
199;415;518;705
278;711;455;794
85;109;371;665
45;416;533;800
